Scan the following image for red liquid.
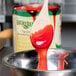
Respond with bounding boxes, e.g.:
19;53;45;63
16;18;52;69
48;5;60;33
30;25;53;70
27;10;39;21
26;6;41;21
14;6;41;21
53;16;56;32
57;53;69;70
54;51;69;70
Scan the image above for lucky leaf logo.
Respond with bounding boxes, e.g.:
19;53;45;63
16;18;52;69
17;20;33;29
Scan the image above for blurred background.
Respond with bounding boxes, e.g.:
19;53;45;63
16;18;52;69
0;0;76;50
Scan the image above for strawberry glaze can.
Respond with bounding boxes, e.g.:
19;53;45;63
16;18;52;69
13;2;62;52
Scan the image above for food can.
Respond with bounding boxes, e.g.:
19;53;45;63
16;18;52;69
13;1;62;52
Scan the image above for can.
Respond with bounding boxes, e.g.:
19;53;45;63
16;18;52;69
13;3;61;52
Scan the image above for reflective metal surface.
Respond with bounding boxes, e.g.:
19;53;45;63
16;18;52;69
3;49;76;76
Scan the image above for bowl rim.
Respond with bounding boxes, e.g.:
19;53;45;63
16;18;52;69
2;48;76;72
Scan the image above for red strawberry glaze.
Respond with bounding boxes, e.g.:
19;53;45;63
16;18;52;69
30;25;53;70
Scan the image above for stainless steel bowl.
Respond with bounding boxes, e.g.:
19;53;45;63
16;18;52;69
3;49;76;76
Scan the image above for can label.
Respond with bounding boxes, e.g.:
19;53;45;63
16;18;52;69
13;6;61;52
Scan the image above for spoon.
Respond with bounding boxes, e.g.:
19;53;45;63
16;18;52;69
30;0;53;70
31;0;51;33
